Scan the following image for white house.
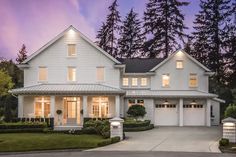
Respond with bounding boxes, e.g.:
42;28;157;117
10;25;224;130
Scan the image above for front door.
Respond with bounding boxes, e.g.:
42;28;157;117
67;101;77;124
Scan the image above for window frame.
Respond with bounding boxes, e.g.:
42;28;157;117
176;60;184;69
34;96;50;118
140;78;148;87
96;67;105;82
122;77;129;86
38;66;48;82
162;74;170;87
189;73;198;88
67;44;77;57
67;67;77;82
131;78;138;86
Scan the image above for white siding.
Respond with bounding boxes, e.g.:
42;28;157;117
211;100;220;125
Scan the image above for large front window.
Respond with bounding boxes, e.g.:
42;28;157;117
34;97;50;118
68;67;76;81
92;97;109;118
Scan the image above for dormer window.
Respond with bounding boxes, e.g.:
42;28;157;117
68;44;76;57
176;60;183;69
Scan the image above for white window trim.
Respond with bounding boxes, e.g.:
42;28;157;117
140;78;148;87
189;73;198;88
67;44;77;58
122;77;129;86
162;74;170;88
176;60;184;69
67;66;77;82
131;78;138;86
38;66;48;83
34;97;50;118
96;66;105;82
91;97;109;118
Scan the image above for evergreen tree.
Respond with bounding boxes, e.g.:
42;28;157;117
96;0;121;58
184;36;193;55
118;9;145;58
16;44;27;63
143;0;189;58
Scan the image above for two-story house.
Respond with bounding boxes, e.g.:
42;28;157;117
10;26;224;130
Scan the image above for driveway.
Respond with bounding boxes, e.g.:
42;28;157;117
90;126;222;152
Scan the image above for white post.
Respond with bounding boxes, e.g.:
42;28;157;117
50;96;55;118
179;98;183;126
83;96;88;117
115;95;120;117
18;95;24;118
206;99;211;126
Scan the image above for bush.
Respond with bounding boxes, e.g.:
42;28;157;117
0;121;47;129
219;138;229;146
124;119;150;128
127;105;146;120
124;124;154;132
111;136;120;143
81;126;97;134
97;136;120;147
224;104;236;119
83;120;110;138
0;128;45;133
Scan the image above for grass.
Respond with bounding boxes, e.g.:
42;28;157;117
0;133;109;152
219;143;236;153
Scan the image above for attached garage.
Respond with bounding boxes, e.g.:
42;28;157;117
183;104;205;126
155;104;178;126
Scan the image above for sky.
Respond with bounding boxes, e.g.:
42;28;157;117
0;0;200;60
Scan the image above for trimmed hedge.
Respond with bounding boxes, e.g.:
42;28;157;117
97;136;120;147
83;120;110;138
0;128;45;133
0;122;47;129
124;120;150;128
219;138;229;146
124;124;154;132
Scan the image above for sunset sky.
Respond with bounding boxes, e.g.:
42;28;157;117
0;0;200;60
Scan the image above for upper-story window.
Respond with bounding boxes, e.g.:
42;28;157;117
68;67;76;81
141;78;147;86
68;44;76;57
189;73;198;87
176;60;183;69
96;67;104;82
122;78;129;86
162;74;170;87
131;78;138;86
38;67;48;82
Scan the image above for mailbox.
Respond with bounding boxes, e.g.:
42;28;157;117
222;117;236;143
109;117;124;140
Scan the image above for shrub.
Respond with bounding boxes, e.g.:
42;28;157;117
124;124;154;132
97;139;112;147
83;119;110;138
127;105;146;120
0;121;47;129
224;104;236;119
124;119;150;128
81;126;97;134
111;136;120;143
219;138;229;146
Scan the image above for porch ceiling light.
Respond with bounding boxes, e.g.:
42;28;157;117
190;100;196;104
163;99;169;104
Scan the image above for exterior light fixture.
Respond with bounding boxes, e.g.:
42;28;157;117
190;100;197;104
164;99;169;104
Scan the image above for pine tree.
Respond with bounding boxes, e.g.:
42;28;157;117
16;44;27;63
143;0;189;58
184;36;193;55
96;0;121;58
118;9;145;58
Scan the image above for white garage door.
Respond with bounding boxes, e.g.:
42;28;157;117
155;104;178;126
183;104;205;126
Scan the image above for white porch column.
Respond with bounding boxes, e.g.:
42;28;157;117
206;99;211;126
83;96;88;117
50;96;55;118
179;98;183;126
18;95;24;118
115;95;120;117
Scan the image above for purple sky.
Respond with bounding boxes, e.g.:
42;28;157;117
0;0;200;60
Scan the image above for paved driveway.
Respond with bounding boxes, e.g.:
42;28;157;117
90;126;222;152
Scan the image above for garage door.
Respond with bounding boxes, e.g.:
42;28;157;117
183;104;205;126
155;104;178;126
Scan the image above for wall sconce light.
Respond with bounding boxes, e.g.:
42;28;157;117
190;100;196;104
164;99;169;104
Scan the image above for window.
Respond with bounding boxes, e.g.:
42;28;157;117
141;78;147;86
132;78;138;86
38;67;47;81
176;60;183;69
68;44;76;57
96;67;104;82
193;104;203;108
137;99;144;106
162;74;170;87
92;97;109;118
128;99;135;107
68;67;76;81
189;73;198;87
34;97;50;118
122;78;129;86
183;105;192;108
156;104;165;108
166;104;176;108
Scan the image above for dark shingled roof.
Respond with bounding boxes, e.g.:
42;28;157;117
117;58;165;73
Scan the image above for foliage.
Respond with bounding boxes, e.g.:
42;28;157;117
124;119;150;128
16;44;27;63
97;136;120;147
83;120;110;138
224;104;236;119
0;70;14;97
124;124;154;132
0;121;47;129
56;110;62;115
219;138;229;146
127;105;146;120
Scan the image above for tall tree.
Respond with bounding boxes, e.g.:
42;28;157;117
16;44;27;63
96;0;121;58
143;0;189;58
118;9;145;58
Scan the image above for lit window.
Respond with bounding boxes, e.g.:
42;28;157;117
176;60;183;69
128;99;135;107
34;97;50;118
38;67;47;81
132;78;138;86
96;67;104;82
123;78;129;86
141;78;147;86
189;73;197;87
68;44;76;57
137;99;144;106
92;97;109;118
162;74;170;87
68;67;76;81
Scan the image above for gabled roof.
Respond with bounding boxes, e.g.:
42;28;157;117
117;58;164;73
150;50;211;72
22;25;121;64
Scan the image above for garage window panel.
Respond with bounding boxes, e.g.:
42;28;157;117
156;104;165;108
193;104;203;108
183;104;192;108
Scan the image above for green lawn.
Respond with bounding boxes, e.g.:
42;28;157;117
0;133;108;152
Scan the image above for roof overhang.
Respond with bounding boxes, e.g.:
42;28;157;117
204;71;215;76
123;72;155;76
17;64;30;69
212;98;226;103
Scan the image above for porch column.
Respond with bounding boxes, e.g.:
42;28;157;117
206;99;211;126
18;95;24;118
115;95;120;117
179;98;183;126
83;96;88;117
50;96;55;117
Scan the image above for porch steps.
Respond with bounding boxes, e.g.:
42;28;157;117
54;125;83;131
